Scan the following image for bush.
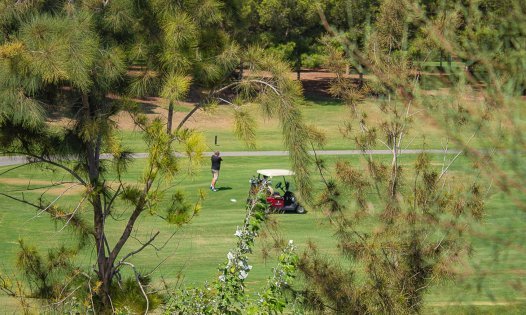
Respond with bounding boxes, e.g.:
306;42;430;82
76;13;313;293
301;53;326;69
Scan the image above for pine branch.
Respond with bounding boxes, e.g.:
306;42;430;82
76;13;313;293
116;231;160;268
3;151;86;186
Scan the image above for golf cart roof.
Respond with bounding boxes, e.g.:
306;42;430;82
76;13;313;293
257;169;295;177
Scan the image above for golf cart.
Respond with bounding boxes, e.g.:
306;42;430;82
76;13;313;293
250;169;306;214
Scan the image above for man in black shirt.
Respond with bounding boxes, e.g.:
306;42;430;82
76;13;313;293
210;151;222;191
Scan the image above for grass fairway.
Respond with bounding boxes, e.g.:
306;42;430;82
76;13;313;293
118;96;526;155
118;99;454;152
1;154;525;313
0;156;341;312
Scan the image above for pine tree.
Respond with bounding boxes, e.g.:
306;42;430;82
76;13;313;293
0;1;313;312
299;1;490;313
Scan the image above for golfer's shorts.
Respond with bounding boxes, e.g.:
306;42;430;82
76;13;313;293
211;169;219;178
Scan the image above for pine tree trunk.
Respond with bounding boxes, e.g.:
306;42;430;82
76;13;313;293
296;54;301;81
167;100;174;134
359;72;364;88
83;93;114;310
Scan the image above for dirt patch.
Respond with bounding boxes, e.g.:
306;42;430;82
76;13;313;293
0;179;129;196
0;178;85;196
47;94;239;131
43;69;488;132
35;184;86;196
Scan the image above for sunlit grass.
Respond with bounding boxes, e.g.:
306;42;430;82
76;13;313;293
1;154;525;312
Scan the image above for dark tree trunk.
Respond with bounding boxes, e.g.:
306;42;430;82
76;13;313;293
359;72;364;88
167;100;174;134
296;55;301;81
83;93;114;310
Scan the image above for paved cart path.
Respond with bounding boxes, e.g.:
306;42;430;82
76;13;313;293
0;149;461;167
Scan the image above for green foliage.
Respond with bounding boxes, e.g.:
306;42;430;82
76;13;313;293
101;0;138;33
213;194;269;313
265;42;296;63
306;109;485;314
18;13;99;91
1;0;522;313
163;189;300;314
161;73;192;101
298;1;519;313
301;52;325;69
257;241;300;314
128;70;160;98
0;2;220;311
234;106;257;149
16;240;78;300
165;190;202;225
110;277;162;314
143;118;179;179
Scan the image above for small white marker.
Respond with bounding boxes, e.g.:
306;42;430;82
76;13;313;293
230;199;237;202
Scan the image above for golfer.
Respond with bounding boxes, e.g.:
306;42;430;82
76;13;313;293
210;151;222;191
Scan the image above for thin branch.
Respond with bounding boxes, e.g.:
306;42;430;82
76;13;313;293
57;195;88;232
407;109;425;118
6;182;65;193
108;175;153;265
176;78;282;132
3;152;87;186
107;291;115;314
116;231;160;268
43;285;82;308
103;235;112;257
52;271;85;309
105;183;122;216
402;136;417;150
434;234;447;251
441;138;449;170
0;274;17;297
119;262;149;315
437;150;463;181
245;79;281;96
484;179;494;198
82;273;96;315
143;254;173;278
0;161;38;176
217;97;235;106
175;103;202;132
377;139;393;151
438;133;476;181
134;228;177;253
0;192;41;209
28;183;82;220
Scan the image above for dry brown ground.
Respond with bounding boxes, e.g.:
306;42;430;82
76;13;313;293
45;70;488;131
0;178;131;196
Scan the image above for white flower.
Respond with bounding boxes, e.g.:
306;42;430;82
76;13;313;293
234;228;242;237
219;275;225;282
227;251;235;261
239;270;248;280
